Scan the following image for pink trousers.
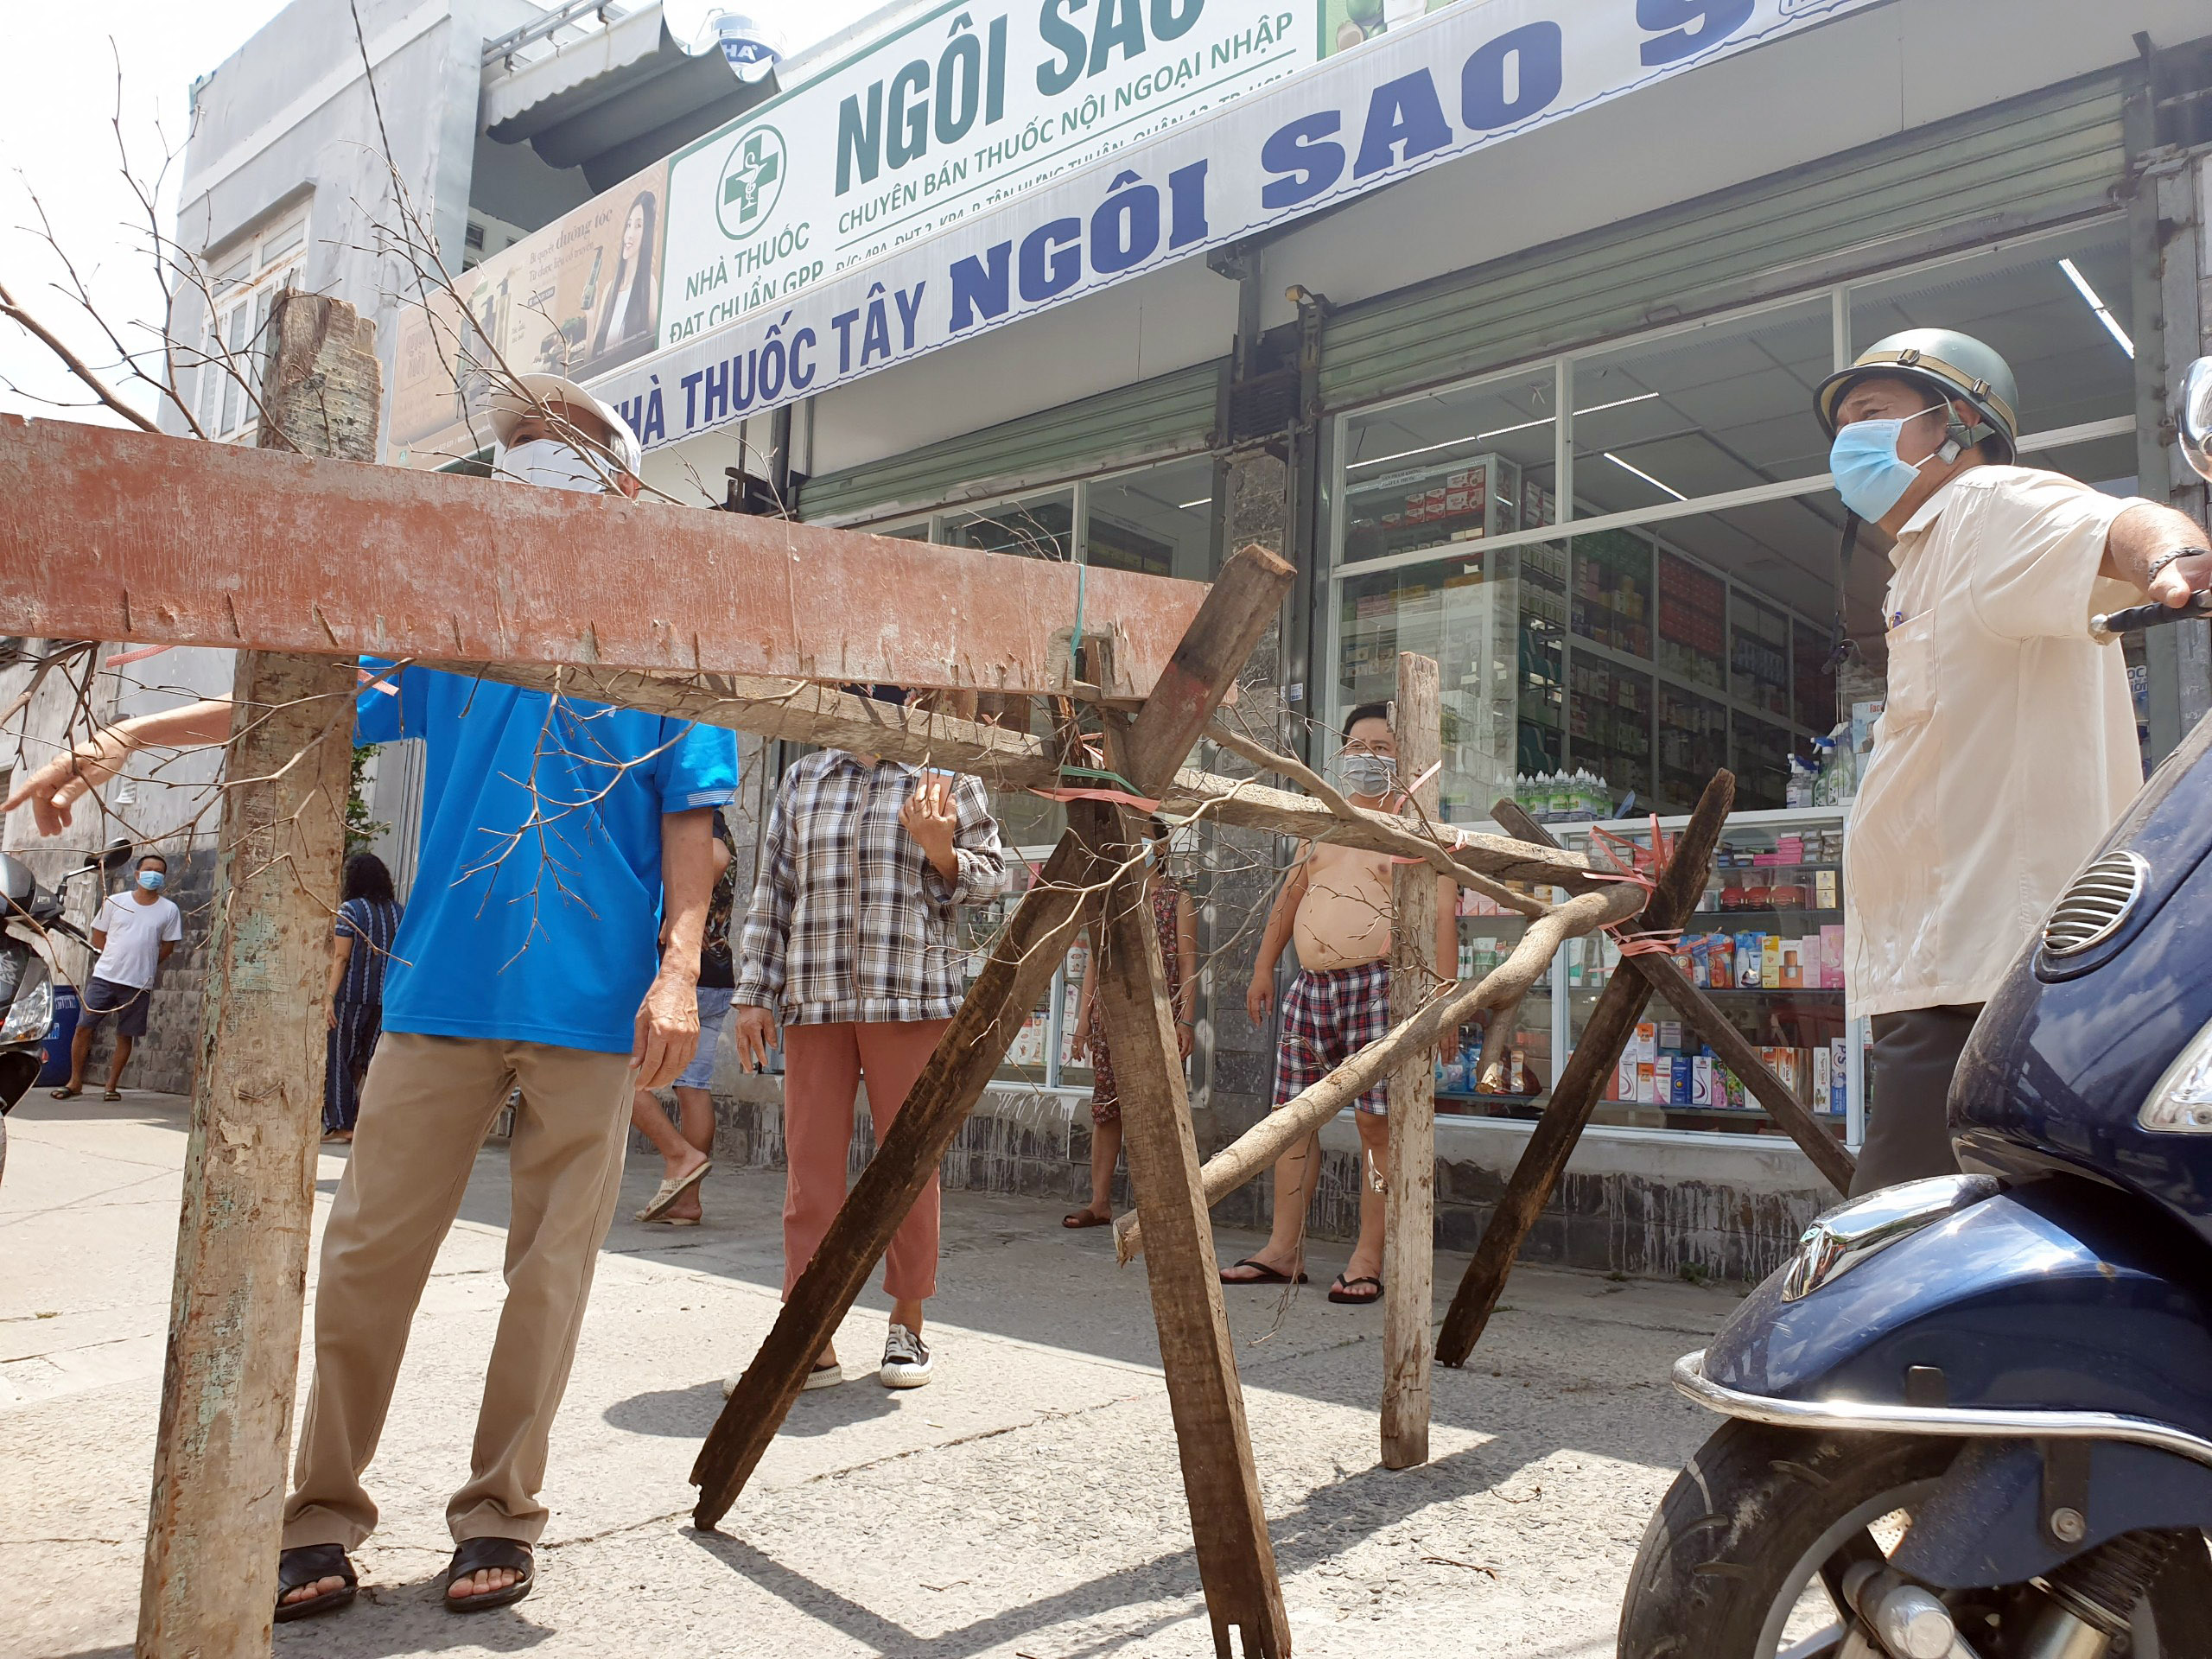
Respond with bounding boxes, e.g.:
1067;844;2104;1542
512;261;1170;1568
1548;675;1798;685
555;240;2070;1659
780;1019;951;1303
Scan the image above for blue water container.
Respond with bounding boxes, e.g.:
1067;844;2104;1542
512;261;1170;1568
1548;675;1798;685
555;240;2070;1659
36;984;80;1085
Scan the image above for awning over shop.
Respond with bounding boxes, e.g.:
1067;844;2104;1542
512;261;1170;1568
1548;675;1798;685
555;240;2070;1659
482;10;775;193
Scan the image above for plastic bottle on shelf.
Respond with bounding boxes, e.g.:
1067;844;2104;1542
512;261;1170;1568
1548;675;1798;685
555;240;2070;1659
1785;753;1817;810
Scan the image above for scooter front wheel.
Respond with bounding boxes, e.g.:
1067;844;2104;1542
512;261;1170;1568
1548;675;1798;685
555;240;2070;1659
1621;1418;1953;1658
1623;1418;2209;1657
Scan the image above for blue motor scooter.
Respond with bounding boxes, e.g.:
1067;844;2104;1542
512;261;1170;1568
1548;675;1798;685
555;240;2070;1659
1619;360;2212;1659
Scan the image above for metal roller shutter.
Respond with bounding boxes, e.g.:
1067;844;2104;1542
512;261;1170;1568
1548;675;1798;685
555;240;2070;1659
1319;66;2136;413
799;357;1224;525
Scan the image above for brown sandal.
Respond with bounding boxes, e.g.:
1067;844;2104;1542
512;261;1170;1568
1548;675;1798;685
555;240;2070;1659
1062;1208;1111;1229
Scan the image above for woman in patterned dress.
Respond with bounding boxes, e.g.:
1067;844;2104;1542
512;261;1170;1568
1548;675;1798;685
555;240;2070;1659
1063;818;1198;1228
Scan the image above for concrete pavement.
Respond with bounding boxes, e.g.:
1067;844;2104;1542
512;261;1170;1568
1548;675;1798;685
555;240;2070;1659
0;1090;1738;1659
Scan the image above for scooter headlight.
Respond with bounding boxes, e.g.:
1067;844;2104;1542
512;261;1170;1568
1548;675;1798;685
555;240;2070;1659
2139;1015;2212;1133
0;965;53;1046
1779;1174;2000;1303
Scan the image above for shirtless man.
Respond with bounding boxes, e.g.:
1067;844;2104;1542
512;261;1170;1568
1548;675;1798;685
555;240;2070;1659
1230;702;1457;1305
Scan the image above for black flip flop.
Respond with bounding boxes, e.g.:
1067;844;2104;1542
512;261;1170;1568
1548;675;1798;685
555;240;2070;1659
1328;1274;1383;1306
444;1536;534;1612
1219;1256;1309;1286
274;1542;357;1623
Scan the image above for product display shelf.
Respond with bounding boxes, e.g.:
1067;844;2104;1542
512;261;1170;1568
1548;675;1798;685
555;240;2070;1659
1548;807;1864;1146
1435;890;1556;1119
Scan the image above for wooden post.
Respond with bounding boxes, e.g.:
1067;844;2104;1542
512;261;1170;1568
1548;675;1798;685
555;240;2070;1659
1080;792;1291;1659
1434;772;1734;1370
1381;654;1440;1470
1489;800;1854;1195
137;296;373;1656
694;543;1294;1528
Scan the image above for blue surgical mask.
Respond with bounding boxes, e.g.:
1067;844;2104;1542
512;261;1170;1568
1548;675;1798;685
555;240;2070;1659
1829;402;1950;521
137;870;165;892
1336;751;1396;798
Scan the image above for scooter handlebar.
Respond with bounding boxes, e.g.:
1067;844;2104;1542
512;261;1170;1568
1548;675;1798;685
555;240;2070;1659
2091;589;2212;645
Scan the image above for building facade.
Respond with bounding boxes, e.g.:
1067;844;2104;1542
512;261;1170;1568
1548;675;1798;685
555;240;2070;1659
10;1;2209;1276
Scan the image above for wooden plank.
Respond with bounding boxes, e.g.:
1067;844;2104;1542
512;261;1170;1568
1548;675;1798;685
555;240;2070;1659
0;415;1205;697
1434;772;1735;1370
1077;796;1291;1659
692;543;1296;1527
137;295;369;1658
1486;801;1856;1197
455;662;1608;892
1381;654;1440;1471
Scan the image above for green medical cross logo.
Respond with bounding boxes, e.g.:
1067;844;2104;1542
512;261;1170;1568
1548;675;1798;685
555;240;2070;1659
716;125;785;240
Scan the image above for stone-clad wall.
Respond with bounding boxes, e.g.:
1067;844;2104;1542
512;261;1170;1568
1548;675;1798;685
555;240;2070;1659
626;1067;1823;1284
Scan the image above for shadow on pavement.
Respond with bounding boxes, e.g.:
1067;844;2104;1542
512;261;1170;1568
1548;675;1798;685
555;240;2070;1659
686;1434;1554;1659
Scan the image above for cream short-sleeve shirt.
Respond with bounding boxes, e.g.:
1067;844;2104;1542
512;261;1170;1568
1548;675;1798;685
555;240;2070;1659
1844;465;2148;1020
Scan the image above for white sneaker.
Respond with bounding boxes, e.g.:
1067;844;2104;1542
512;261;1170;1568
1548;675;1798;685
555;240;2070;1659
722;1359;842;1397
879;1323;933;1389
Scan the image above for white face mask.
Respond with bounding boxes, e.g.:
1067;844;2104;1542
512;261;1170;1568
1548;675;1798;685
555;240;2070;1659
494;437;607;494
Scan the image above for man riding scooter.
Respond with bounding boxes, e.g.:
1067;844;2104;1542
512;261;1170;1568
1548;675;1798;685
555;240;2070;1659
1816;330;2211;1194
1618;358;2212;1657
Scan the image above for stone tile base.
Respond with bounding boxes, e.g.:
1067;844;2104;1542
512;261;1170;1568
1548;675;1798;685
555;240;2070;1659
620;1077;1827;1286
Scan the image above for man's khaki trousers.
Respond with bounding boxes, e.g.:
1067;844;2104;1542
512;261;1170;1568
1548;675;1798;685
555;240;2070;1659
281;1032;632;1548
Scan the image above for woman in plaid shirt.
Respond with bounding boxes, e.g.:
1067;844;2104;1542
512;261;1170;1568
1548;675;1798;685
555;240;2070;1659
732;701;1007;1392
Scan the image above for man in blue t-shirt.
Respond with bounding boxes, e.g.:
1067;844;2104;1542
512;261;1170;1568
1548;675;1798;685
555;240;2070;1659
5;378;738;1618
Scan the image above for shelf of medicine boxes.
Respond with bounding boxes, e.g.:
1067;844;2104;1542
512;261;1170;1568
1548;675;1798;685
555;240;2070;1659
1436;885;1557;1121
1539;808;1863;1142
960;847;1092;1092
1340;452;1524;567
1543;520;1833;810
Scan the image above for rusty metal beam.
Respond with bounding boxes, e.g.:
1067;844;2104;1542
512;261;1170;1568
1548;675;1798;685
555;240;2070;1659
0;416;1203;698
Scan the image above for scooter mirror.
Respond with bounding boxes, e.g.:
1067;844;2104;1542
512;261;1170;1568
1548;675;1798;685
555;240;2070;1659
2183;356;2212;485
0;853;35;908
99;836;133;874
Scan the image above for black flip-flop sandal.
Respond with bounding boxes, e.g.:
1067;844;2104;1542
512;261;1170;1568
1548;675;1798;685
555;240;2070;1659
1219;1256;1309;1286
274;1542;357;1623
1328;1274;1383;1306
445;1537;535;1612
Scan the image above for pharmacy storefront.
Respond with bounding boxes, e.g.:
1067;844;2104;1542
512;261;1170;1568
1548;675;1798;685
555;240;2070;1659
417;0;2212;1275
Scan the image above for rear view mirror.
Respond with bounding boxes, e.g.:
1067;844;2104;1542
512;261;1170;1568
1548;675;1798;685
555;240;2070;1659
2183;357;2212;486
99;836;133;874
0;853;35;911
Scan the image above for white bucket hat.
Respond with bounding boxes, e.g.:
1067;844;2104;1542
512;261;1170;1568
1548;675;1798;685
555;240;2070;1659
486;372;642;475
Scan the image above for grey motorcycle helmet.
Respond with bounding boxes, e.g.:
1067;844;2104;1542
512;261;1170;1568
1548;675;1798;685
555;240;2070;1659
1815;328;2022;463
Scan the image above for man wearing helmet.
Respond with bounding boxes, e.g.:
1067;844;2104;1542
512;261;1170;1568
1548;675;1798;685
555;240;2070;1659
1814;330;2210;1195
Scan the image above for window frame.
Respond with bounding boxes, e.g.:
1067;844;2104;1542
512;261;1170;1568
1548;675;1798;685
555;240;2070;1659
195;210;312;443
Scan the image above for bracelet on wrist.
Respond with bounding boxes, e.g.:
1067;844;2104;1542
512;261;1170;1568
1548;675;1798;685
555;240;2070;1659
2146;548;2198;585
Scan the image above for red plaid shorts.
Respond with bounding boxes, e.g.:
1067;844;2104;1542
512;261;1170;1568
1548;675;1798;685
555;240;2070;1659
1271;962;1392;1116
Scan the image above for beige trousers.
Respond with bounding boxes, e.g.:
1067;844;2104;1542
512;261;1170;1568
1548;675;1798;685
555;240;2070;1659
281;1032;632;1548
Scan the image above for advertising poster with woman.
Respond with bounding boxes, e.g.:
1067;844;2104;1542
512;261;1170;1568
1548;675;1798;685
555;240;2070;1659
388;159;670;467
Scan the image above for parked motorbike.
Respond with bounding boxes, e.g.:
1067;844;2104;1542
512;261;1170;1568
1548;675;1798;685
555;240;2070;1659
1619;359;2212;1659
0;841;124;1184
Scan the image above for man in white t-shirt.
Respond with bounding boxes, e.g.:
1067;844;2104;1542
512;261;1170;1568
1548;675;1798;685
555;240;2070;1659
53;851;185;1101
